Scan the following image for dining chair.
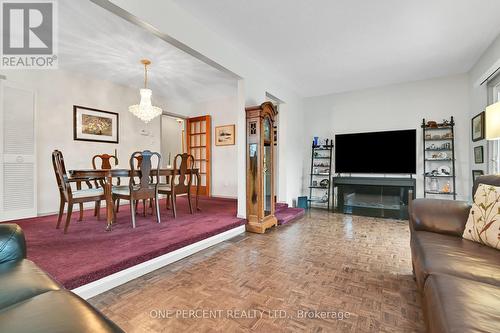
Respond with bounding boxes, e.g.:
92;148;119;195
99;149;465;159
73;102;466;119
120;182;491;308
131;153;154;216
92;153;124;213
158;153;195;218
133;155;143;168
52;150;105;233
112;150;161;228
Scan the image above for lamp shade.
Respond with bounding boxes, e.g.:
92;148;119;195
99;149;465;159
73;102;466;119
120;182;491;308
486;101;500;140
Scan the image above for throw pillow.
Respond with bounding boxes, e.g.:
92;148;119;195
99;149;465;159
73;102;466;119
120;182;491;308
463;183;500;250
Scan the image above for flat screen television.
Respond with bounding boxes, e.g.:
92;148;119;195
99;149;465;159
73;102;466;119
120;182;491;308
335;129;416;174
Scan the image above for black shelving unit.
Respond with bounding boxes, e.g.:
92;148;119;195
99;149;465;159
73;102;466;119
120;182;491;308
422;117;457;200
308;140;334;209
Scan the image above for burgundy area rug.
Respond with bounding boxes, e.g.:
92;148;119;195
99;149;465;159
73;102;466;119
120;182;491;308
276;203;305;225
5;197;245;289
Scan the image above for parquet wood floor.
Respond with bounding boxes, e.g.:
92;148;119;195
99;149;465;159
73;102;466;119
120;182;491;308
90;210;424;332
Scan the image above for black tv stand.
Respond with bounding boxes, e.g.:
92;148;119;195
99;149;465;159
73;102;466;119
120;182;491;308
332;176;416;220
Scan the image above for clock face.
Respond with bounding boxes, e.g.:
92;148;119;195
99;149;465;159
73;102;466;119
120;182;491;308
264;118;271;141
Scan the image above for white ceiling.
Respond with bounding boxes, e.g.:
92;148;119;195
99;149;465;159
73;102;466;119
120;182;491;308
172;0;500;97
58;1;237;105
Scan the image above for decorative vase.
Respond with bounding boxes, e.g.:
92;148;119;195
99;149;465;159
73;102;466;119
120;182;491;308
430;178;439;192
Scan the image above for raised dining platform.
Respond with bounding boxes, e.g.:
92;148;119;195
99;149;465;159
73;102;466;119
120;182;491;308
8;197;245;292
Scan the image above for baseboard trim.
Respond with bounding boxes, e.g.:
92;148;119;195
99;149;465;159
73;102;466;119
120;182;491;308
72;225;246;300
211;194;238;200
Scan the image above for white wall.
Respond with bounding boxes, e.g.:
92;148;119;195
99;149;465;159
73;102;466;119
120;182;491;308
303;74;471;200
160;115;184;167
2;69;163;215
189;95;239;199
468;34;500;177
108;0;306;217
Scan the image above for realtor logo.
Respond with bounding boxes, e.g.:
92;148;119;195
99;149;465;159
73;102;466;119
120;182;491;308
1;0;57;68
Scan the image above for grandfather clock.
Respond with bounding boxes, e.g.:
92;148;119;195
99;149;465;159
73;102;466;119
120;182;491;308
245;102;278;233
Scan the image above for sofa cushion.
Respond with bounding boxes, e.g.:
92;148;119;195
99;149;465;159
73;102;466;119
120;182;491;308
410;198;470;236
463;183;500;250
411;231;500;289
0;224;26;264
0;260;61;310
0;290;123;332
423;274;500;333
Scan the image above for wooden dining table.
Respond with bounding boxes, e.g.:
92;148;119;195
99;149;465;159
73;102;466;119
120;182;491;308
68;168;200;231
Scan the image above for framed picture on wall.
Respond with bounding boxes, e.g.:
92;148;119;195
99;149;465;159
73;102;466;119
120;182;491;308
474;145;484;164
471;111;485;142
73;105;119;143
215;124;235;146
472;169;484;181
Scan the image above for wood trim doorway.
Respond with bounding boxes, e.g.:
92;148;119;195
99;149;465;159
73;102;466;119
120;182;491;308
186;115;211;196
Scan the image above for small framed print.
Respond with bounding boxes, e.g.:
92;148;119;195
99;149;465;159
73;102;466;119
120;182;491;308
471;111;485;142
215;124;235;146
472;169;484;181
474;145;484;164
73;105;119;143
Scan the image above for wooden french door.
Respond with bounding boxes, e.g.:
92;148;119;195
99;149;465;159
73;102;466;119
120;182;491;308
186;115;211;196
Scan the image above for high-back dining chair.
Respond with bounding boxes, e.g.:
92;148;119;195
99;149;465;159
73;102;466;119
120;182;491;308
158;153;195;218
52;150;105;233
133;155;143;169
130;153;154;215
92;153;118;170
112;150;161;228
92;153;124;212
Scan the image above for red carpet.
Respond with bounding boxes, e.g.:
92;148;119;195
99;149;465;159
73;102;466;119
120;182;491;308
5;197;245;289
276;203;305;225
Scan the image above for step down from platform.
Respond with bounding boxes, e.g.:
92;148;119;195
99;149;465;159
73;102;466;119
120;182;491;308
275;204;305;225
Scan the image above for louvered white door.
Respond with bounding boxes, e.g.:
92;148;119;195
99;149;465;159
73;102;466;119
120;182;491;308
0;80;37;221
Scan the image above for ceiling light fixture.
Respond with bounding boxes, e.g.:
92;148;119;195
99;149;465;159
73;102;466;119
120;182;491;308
129;59;162;123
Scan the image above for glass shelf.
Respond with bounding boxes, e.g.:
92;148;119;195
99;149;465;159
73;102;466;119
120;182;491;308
425;191;456;195
307;198;329;203
425;138;453;141
423;126;452;131
425;149;452;151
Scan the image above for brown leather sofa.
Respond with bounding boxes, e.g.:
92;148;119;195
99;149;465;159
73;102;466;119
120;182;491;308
409;176;500;333
0;223;124;333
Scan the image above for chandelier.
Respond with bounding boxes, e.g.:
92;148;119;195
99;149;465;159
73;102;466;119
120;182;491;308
128;59;162;123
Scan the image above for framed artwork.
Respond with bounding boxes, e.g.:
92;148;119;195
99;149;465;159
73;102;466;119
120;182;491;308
215;124;235;146
472;169;484;181
471;111;485;142
474;145;484;164
73;105;119;143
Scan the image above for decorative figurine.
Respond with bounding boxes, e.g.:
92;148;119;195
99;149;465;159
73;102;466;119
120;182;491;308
426;121;438;128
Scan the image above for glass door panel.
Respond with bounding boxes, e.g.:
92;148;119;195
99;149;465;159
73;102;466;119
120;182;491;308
263;144;272;216
187;115;211;196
